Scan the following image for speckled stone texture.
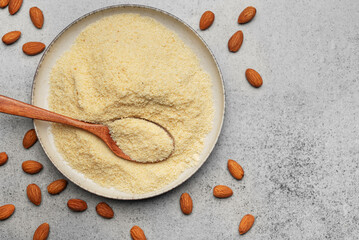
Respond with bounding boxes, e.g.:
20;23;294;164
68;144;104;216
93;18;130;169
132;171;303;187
0;0;358;239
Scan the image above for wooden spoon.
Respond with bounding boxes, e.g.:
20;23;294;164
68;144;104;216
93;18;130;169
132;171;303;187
0;95;174;163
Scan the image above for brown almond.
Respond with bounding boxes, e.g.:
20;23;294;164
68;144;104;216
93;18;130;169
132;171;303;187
67;199;87;212
23;129;38;148
30;7;44;29
130;226;147;240
199;11;215;30
33;223;50;240
96;202;114;219
239;214;255;235
228;31;243;53
0;152;8;166
22;42;46;56
8;0;22;15
213;185;233;198
0;204;15;220
27;184;42;206
47;179;68;195
0;0;10;8
180;192;193;215
245;68;263;88
22;160;43;174
2;31;21;45
238;6;257;24
228;159;244;180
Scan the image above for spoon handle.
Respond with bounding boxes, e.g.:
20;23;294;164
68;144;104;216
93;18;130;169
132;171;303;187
0;95;98;130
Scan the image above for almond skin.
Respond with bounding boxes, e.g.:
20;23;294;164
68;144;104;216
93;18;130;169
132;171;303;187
33;223;50;240
23;129;38;148
130;226;147;240
0;152;8;166
199;11;215;30
245;68;263;88
238;6;257;24
8;0;22;15
2;31;21;45
22;42;46;56
213;185;233;198
22;160;43;174
180;193;193;215
228;31;243;53
239;214;255;235
30;7;44;29
0;0;10;8
228;159;244;180
47;179;68;195
67;199;87;212
0;204;15;220
96;202;114;219
27;184;42;206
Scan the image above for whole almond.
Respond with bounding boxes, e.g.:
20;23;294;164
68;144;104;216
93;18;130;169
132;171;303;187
47;179;68;195
180;192;193;215
33;223;50;240
239;214;255;235
30;7;44;29
96;202;114;219
22;160;43;174
2;31;21;45
27;184;42;206
238;6;257;24
245;68;263;88
228;31;243;53
213;185;233;198
228;159;244;180
0;152;8;166
0;204;15;220
0;0;10;8
22;42;46;56
130;226;147;240
23;129;38;148
199;11;215;30
67;199;87;212
8;0;22;15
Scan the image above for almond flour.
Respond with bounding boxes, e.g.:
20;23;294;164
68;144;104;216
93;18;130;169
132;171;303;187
49;13;214;194
107;118;174;163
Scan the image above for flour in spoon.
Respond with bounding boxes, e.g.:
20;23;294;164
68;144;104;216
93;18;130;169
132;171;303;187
49;13;214;194
108;118;174;163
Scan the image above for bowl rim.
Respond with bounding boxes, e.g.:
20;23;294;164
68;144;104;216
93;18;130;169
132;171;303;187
31;4;226;200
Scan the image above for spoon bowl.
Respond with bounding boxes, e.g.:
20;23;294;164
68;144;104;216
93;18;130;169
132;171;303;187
107;117;175;163
0;95;175;163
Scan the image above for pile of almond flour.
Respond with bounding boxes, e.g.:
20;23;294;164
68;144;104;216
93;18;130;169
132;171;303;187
49;13;214;194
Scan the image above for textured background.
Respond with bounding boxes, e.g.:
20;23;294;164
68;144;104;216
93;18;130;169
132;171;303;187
1;0;359;239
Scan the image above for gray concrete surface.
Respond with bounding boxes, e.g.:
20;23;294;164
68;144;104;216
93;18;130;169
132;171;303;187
1;0;358;239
